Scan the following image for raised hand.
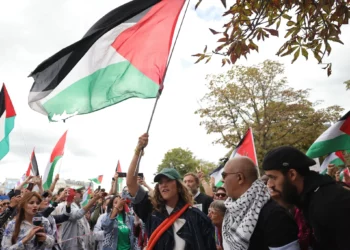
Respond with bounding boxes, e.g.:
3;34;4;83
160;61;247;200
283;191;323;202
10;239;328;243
137;133;149;151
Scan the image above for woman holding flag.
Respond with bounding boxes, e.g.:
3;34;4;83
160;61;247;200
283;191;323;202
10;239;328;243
126;133;216;250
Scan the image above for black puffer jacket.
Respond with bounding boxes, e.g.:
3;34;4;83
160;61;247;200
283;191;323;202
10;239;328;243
133;186;216;250
300;171;350;250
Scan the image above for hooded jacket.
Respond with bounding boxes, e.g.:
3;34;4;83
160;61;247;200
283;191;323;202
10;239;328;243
300;171;350;250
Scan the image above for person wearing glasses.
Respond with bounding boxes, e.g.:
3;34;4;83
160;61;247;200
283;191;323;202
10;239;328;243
213;187;227;201
221;156;300;250
0;197;10;210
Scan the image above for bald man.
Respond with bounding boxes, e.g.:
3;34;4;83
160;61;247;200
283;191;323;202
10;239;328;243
222;157;300;250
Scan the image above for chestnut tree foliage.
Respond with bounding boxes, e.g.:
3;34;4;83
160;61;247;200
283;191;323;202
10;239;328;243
194;0;349;76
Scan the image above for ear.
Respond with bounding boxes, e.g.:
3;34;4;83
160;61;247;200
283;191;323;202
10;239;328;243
288;169;298;182
238;173;244;185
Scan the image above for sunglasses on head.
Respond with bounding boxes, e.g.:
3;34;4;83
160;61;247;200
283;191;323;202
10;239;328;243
2;202;9;205
215;193;226;197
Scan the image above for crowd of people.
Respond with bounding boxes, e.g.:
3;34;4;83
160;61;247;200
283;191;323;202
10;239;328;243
0;133;350;250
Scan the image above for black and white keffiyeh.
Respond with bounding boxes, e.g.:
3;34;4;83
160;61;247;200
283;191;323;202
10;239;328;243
223;179;270;250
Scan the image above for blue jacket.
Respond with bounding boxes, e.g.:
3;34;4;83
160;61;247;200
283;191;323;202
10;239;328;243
100;212;135;250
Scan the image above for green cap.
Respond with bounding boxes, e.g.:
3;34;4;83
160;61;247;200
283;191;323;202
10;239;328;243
154;168;182;182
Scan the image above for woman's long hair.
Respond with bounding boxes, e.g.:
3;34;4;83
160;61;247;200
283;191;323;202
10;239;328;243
150;180;193;212
12;192;42;244
107;195;126;223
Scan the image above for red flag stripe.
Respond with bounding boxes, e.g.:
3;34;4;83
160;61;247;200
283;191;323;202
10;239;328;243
236;128;258;166
50;131;68;162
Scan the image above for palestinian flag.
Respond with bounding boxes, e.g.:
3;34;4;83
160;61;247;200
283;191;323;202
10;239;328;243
26;149;40;176
28;0;186;121
89;175;103;184
116;160;123;190
0;83;16;160
210;128;258;187
42;131;67;190
319;151;346;174
307;111;350;158
81;183;92;207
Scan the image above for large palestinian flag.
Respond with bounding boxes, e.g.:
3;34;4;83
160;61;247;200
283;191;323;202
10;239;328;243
210;128;258;187
28;0;186;121
42;131;67;190
307;111;350;158
0;83;16;160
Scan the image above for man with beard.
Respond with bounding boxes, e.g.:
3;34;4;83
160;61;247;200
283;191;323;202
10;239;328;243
222;156;300;250
263;146;350;250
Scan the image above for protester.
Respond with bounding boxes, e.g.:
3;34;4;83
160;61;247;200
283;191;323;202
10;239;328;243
183;172;213;214
222;156;300;250
263;146;350;250
213;187;227;201
126;133;216;250
95;195;135;249
0;196;21;250
1;192;55;249
208;200;226;250
52;189;102;250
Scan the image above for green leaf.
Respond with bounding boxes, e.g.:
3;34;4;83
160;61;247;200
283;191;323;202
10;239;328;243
291;48;300;64
328;37;344;44
280;46;298;57
192;53;202;57
276;18;281;29
282;14;292;20
204;45;207;53
284;28;295;38
195;55;205;64
301;48;308;60
287;21;295;26
205;57;212;63
313;51;322;63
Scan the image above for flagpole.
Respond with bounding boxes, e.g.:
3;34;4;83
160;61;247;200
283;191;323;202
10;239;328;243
250;127;261;177
134;0;191;176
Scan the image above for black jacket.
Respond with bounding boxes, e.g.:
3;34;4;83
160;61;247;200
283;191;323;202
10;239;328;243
194;193;213;215
249;199;299;250
133;186;216;250
300;171;350;250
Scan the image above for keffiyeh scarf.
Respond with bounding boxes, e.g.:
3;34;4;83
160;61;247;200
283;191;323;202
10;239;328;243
223;179;270;250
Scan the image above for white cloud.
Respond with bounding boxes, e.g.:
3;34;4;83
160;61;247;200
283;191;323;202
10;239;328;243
0;0;349;190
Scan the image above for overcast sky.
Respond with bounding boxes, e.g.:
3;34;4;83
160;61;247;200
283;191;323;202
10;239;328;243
0;0;349;188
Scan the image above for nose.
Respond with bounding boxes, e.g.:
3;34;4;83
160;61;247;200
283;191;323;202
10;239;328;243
267;178;274;189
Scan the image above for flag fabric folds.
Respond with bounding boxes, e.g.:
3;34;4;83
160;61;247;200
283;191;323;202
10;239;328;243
210;128;258;187
319;151;346;174
28;0;186;121
0;83;16;160
26;149;40;176
307;111;350;158
81;183;92;207
89;175;103;184
42;131;68;190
